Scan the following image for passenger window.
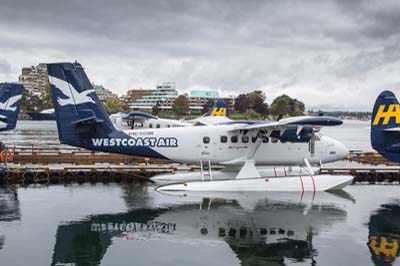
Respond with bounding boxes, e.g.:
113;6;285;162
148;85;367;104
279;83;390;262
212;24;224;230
242;136;249;143
231;136;238;143
203;136;210;144
156;124;160;128
229;228;236;237
271;138;278;143
149;124;153;128
252;136;257;143
220;136;227;143
263;137;269;143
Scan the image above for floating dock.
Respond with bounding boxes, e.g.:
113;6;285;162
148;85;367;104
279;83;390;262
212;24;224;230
0;147;399;185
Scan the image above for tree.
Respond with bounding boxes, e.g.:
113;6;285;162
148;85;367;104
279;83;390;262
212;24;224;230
104;98;123;114
270;94;305;117
234;94;250;113
252;96;269;116
42;82;53;109
244;109;261;119
152;101;160;116
269;95;292;117
247;90;266;107
290;98;305;116
172;95;189;116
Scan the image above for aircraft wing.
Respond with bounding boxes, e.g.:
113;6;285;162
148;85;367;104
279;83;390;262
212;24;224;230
230;116;342;131
229;116;343;142
121;111;158;121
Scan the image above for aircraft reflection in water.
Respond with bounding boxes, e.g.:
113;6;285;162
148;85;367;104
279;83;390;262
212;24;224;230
51;185;352;266
0;187;20;251
367;201;400;266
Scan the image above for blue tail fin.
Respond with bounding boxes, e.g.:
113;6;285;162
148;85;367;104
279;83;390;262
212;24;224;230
371;90;400;162
0;83;23;131
47;62;116;148
204;99;230;117
47;62;166;159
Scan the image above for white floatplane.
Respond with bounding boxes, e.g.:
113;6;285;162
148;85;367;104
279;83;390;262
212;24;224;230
46;62;353;192
110;99;231;130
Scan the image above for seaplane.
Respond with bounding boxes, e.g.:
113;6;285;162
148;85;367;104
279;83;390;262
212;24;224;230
371;90;400;162
110;99;231;130
46;61;353;192
0;83;23;132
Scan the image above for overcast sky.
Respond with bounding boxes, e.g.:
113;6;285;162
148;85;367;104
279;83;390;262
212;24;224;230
1;0;400;111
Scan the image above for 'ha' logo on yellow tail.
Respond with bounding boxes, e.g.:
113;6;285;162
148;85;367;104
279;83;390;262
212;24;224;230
211;108;227;116
373;104;400;125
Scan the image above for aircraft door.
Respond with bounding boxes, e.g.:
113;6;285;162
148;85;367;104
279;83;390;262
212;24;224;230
199;135;218;162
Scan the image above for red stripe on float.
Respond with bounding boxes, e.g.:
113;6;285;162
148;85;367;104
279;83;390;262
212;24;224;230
310;175;316;192
299;176;304;192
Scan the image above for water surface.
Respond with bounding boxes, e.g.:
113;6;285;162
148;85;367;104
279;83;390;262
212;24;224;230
0;184;399;266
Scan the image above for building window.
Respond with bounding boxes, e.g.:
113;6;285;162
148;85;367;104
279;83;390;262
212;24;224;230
156;124;160;128
149;124;153;128
220;136;227;143
242;136;249;143
231;136;238;143
203;137;210;144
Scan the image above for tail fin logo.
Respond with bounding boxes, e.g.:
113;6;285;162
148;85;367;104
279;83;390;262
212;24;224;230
210;107;227;116
372;104;400;126
0;95;22;112
50;76;95;106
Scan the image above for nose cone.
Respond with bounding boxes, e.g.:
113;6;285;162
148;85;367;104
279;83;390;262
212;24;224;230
335;139;349;160
322;136;349;161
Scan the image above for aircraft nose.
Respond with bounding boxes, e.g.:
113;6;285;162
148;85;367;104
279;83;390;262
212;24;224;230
330;137;349;160
336;140;349;159
321;136;349;161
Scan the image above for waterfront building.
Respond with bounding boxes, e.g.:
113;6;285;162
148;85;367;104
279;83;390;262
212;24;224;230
121;89;154;111
130;82;178;111
188;90;219;111
188;90;235;112
18;63;48;96
93;84;118;102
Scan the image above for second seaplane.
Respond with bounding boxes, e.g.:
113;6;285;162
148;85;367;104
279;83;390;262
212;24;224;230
46;62;353;192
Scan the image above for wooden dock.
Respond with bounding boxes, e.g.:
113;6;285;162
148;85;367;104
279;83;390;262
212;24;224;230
0;147;399;185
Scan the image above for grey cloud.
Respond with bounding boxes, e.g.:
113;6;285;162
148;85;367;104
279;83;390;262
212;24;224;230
0;59;12;75
0;0;400;110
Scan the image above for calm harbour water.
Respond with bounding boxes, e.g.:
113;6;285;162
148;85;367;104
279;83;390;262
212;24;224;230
1;119;390;266
0;184;400;266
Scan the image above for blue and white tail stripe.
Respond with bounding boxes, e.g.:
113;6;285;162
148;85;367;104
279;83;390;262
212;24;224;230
0;83;23;131
47;62;168;159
